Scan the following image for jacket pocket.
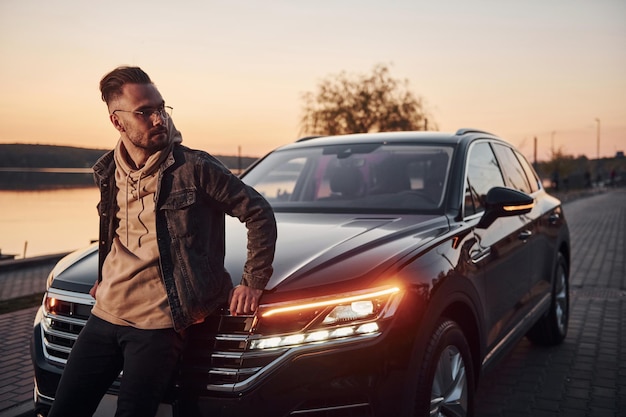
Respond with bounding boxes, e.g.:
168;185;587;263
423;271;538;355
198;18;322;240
160;189;196;210
160;189;198;238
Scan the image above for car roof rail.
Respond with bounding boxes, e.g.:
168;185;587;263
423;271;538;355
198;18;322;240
296;135;324;142
455;128;496;137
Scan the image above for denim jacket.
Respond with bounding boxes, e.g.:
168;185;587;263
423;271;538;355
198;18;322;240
93;144;277;331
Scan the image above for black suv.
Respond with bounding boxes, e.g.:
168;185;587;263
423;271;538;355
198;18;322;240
31;129;570;416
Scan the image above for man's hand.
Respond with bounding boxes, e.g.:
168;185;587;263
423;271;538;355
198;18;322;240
229;285;263;316
89;280;99;299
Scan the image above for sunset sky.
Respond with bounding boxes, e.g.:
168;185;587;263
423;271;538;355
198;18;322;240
1;0;624;161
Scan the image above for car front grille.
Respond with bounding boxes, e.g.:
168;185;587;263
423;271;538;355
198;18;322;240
39;289;286;393
180;309;288;392
40;289;93;364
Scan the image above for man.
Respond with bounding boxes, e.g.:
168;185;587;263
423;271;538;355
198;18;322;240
48;66;277;417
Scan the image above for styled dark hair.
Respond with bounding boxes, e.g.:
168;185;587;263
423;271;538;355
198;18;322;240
99;66;152;104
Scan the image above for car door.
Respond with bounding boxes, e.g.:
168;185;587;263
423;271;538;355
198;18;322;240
463;141;532;350
491;144;552;304
511;147;562;305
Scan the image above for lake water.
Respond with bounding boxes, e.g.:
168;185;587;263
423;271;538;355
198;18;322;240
0;188;100;259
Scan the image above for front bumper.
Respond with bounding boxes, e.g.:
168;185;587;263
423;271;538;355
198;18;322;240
32;321;412;417
31;297;418;417
177;331;410;417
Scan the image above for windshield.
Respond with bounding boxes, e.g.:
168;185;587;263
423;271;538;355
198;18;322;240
242;143;453;213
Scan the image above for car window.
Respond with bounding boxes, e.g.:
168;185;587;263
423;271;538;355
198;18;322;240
242;144;453;213
514;150;541;193
464;142;505;217
245;157;307;201
492;143;531;194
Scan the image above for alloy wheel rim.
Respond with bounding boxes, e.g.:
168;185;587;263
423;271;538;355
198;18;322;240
555;265;568;334
430;345;468;416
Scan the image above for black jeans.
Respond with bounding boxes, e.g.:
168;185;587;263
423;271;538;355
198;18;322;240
48;315;185;417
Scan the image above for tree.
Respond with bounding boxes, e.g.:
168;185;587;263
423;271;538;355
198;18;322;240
299;64;434;136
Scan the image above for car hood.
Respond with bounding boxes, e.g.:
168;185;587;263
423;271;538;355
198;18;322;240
50;212;449;296
225;212;448;296
48;242;99;293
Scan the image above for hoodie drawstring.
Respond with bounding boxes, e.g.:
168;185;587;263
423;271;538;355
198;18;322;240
124;170;151;248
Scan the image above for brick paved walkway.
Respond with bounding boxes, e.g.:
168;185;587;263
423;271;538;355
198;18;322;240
0;259;60;302
0;307;38;415
0;257;62;416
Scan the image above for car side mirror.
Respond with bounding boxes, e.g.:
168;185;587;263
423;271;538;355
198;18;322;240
476;187;534;229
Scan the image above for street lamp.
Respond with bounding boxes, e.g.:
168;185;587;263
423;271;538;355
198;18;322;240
595;118;600;160
595;118;601;185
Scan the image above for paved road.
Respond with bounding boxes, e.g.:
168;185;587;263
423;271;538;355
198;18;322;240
0;189;624;417
0;257;61;417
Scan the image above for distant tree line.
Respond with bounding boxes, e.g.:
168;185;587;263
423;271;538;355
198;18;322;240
0;144;259;190
0;144;108;168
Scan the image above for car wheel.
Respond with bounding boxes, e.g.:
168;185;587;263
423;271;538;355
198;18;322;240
414;318;475;417
527;252;569;346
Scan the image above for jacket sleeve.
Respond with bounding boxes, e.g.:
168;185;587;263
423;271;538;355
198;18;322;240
201;155;277;290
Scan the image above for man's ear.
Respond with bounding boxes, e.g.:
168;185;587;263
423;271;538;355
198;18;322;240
109;113;125;133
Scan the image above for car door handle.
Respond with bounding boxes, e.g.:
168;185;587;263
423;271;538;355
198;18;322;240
470;248;491;264
518;230;532;241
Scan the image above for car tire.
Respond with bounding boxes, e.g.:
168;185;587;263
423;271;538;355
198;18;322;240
527;252;569;346
414;318;475;417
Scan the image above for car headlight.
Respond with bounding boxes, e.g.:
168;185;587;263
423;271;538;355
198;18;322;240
42;294;66;329
44;295;68;315
249;286;403;350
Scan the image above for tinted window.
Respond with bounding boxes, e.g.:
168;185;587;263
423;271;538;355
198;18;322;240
514;150;540;192
492;143;531;194
465;142;505;217
242;144;453;213
245;157;307;201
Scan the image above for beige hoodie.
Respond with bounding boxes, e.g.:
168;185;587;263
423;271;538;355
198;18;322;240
92;122;183;329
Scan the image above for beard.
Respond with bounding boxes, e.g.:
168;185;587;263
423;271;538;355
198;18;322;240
127;124;170;153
